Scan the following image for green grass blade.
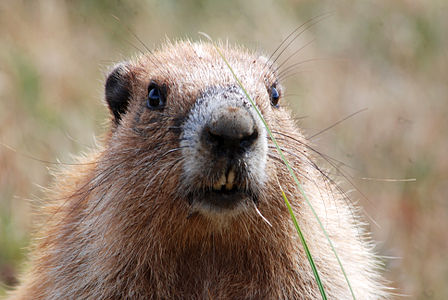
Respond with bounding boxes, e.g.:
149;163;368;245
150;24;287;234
279;184;327;299
204;35;356;299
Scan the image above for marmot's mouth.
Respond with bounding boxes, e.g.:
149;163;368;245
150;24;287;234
187;168;258;212
188;188;255;211
210;167;257;209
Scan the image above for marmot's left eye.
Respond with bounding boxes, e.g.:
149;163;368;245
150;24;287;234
270;86;280;107
147;81;166;110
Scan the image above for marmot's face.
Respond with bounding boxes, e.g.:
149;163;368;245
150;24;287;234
104;41;284;217
180;85;267;214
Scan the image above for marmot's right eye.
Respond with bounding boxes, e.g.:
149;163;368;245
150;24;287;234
147;81;166;110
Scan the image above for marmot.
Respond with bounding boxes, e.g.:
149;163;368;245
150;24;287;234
7;41;388;299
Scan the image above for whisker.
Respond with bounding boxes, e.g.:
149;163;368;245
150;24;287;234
308;108;368;140
275;39;315;73
268;145;364;238
267;13;332;71
277;70;309;82
267;152;317;185
268;132;359;197
123;38;145;55
40;140;186;233
252;201;272;227
271;130;356;172
158;156;185;192
111;15;171;80
269;131;376;217
277;58;329;79
264;13;332;72
1;142;97;166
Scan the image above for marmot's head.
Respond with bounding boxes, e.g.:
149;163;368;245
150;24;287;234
102;41;291;223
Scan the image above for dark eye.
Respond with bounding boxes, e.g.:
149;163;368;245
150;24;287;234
147;81;166;110
270;86;280;107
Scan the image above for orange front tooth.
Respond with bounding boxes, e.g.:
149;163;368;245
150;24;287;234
213;173;227;190
225;169;235;190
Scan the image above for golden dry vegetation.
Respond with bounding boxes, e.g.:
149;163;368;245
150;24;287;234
0;0;447;299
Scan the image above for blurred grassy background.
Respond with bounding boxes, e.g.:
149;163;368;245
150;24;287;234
0;0;447;298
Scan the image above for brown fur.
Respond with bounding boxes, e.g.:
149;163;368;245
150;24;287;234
8;41;388;299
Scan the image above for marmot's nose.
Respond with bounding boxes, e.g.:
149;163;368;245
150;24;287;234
205;106;258;155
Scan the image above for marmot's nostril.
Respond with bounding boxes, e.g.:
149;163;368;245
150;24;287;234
239;129;258;149
205;108;258;154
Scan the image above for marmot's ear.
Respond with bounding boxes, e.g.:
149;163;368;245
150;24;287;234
105;63;131;124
